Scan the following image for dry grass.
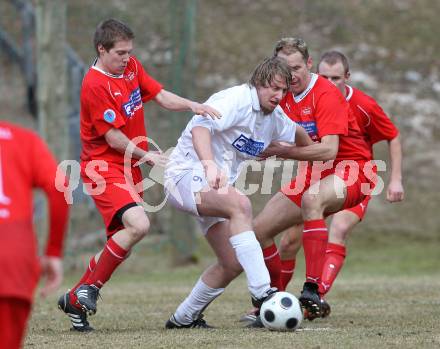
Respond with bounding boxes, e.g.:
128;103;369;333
25;234;440;349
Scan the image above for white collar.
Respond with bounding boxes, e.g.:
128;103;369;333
293;73;318;103
345;85;354;101
91;58;124;78
249;85;261;111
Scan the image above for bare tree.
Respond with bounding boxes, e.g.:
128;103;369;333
35;0;68;161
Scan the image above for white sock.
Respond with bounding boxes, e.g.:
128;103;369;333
229;230;271;299
173;278;224;325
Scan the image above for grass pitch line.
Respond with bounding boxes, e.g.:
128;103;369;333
296;327;335;332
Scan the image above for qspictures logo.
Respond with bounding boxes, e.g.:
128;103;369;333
54;136;386;212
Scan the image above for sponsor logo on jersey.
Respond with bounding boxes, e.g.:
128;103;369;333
297;121;318;141
301;106;312;115
122;87;143;117
103;109;116;123
232;134;264;157
125;71;135;81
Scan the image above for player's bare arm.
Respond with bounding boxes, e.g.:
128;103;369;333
191;126;228;189
259;126;312;160
260;134;338;161
294;125;314;146
154;89;222;119
387;134;404;202
104;128;167;166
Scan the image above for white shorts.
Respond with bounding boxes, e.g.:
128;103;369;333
164;168;226;235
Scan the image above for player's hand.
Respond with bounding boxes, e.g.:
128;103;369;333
386;180;404;202
39;256;63;298
191;102;222;120
203;161;228;189
259;141;293;159
138;151;169;167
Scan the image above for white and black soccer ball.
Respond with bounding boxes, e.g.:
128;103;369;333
260;291;303;331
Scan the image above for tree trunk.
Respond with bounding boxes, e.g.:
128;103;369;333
35;0;68;161
35;0;68;241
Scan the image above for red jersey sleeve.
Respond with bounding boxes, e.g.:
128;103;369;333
131;56;163;103
363;96;399;144
83;83;127;137
31;134;69;257
315;89;349;138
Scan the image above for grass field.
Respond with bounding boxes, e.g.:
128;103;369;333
25;232;440;349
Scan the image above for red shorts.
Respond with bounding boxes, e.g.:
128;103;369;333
345;195;371;220
281;160;373;215
0;297;31;349
81;161;144;237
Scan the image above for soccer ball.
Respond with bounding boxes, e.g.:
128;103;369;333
260;291;303;331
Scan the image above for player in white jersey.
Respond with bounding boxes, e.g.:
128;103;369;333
164;57;313;328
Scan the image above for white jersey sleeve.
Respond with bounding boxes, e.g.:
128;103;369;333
189;86;242;133
271;109;297;143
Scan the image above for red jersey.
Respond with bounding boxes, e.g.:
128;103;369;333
80;55;163;164
0;122;68;301
280;74;370;162
346;85;399;160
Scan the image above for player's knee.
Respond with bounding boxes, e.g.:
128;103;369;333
301;192;323;215
301;191;321;209
330;220;350;242
231;195;252;219
280;234;300;256
127;216;150;242
220;260;243;279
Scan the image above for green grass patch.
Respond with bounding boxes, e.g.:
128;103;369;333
26;233;440;348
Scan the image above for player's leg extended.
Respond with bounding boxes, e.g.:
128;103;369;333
196;186;273;301
169;220;242;327
319;210;359;296
278;224;303;291
62;251;101;329
202;221;243;288
75;206;150;315
59;252;100;331
253;192;303;290
69;251;102;298
254;192;303;248
299;174;346;315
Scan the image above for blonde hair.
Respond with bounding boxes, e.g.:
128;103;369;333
273;37;309;62
249;57;291;90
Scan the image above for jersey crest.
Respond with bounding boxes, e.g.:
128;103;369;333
232;134;264;156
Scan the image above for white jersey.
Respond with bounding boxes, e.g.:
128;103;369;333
165;83;297;184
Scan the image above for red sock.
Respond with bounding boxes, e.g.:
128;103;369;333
302;219;328;284
69;256;97;307
280;259;296;291
262;243;282;290
85;238;128;288
73;256;97;291
319;243;346;295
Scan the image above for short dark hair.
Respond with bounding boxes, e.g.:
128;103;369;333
249;57;291;90
93;18;135;55
319;51;350;74
273;37;309;62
